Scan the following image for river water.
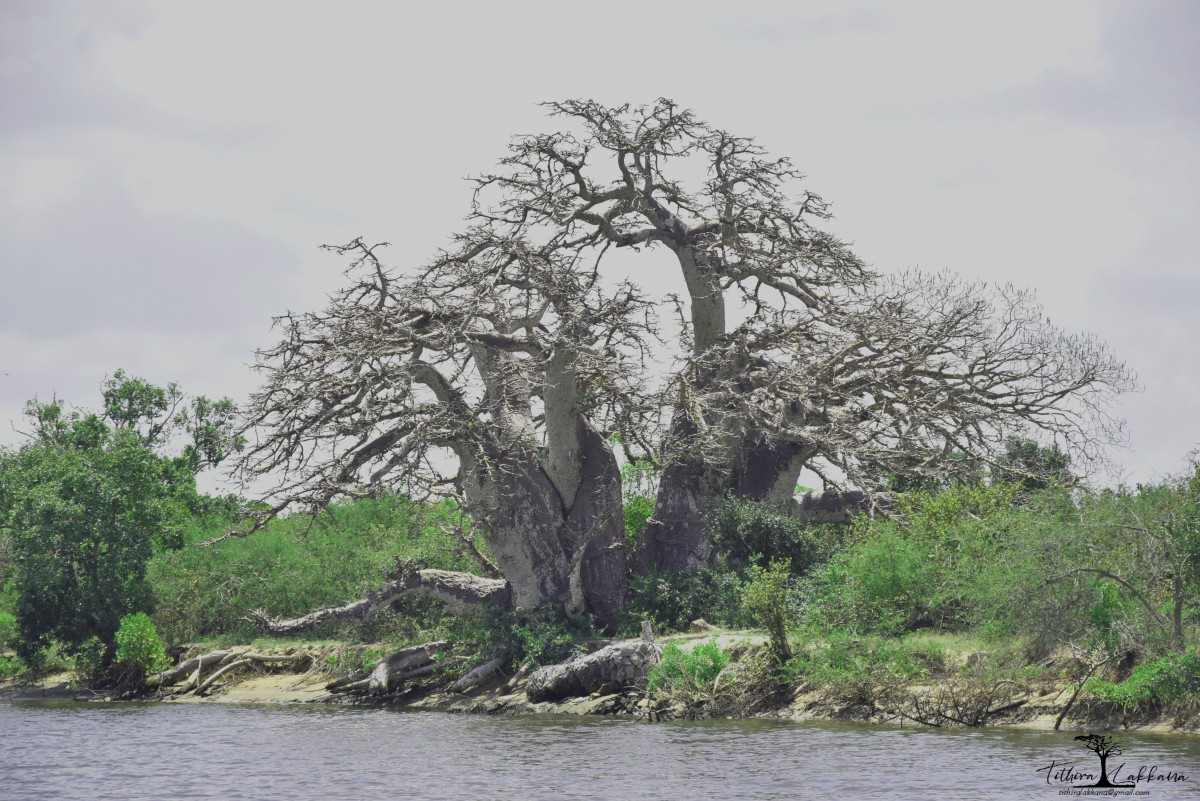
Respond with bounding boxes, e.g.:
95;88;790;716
2;702;1199;800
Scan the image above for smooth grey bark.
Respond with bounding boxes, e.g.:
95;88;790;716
633;451;714;574
460;406;627;630
368;642;453;694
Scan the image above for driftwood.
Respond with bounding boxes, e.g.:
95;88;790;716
149;650;308;695
325;641;453;695
453;657;505;693
502;661;533;693
148;650;235;688
526;641;662;702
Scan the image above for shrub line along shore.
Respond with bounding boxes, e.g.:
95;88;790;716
5;629;1198;738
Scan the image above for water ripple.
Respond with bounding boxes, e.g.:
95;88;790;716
2;703;1198;800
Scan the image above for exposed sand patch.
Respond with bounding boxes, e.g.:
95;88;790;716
166;671;330;704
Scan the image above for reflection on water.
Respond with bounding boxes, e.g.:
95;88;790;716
2;702;1198;800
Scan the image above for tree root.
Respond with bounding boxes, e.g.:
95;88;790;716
149;650;310;696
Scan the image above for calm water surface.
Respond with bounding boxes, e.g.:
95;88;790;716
2;701;1199;800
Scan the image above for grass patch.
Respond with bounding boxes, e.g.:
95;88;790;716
786;629;950;686
647;640;732;694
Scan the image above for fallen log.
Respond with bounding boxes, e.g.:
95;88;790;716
325;671;370;692
149;649;308;694
249;565;511;635
527;641;662;702
368;641;452;694
502;661;533;693
334;663;444;695
453;657;505;693
324;642;454;695
148;650;236;687
196;658;253;694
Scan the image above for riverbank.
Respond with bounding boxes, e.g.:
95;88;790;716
5;631;1197;737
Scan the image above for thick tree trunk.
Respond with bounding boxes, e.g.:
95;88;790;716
633;455;714;574
462;449;572;613
464;412;627;632
636;418;872;573
732;435;813;503
564;423;628;629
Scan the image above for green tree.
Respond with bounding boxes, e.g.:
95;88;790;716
0;372;240;670
742;558;794;666
993;436;1073;490
1082;466;1200;651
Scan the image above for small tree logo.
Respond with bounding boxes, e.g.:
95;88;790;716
1074;734;1135;788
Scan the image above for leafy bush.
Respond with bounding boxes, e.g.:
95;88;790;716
114;612;171;675
0;610;16;652
804;483;1069;638
458;607;596;669
806;525;935;635
711;496;827;573
73;637;108;679
621;460;659;550
623;494;656;551
1086;648;1200;709
647;640;731;693
0;654;25;680
626;559;752;634
742;559;795;665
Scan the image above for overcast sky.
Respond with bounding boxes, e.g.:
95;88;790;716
1;0;1197;488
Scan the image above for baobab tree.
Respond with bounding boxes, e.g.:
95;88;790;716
235;99;1134;633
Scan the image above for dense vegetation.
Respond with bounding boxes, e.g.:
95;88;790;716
0;372;239;676
1;380;1196;714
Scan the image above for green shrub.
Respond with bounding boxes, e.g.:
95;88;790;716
647;640;731;693
621;460;659;550
73;637;108;679
1086;648;1200;709
806;523;937;635
114;612;171;675
803;483;1081;640
455;607;596;670
0;610;16;652
623;494;656;551
509;609;594;667
626;559;752;634
742;559;795;665
711;496;827;573
0;654;26;680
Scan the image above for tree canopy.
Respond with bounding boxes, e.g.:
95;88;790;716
0;372;240;666
237;99;1134;633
